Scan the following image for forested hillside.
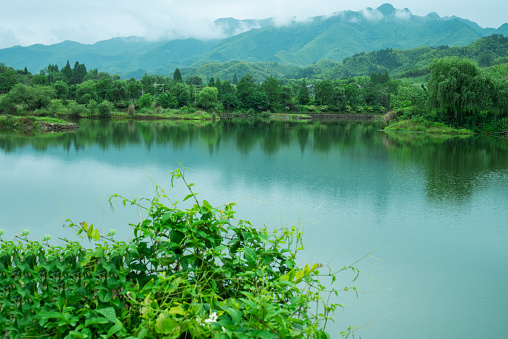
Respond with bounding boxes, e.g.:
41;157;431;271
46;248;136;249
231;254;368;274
0;3;506;78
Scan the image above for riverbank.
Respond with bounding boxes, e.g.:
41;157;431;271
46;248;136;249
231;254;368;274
0;115;79;134
384;119;473;135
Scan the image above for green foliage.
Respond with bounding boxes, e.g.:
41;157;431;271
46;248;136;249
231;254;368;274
138;93;154;109
197;87;219;110
0;169;359;337
156;92;178;109
428;57;495;124
97;100;114;118
67;102;90;118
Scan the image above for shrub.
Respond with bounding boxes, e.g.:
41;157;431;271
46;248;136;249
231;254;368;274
0;169;360;338
67;101;89;118
97;100;114;118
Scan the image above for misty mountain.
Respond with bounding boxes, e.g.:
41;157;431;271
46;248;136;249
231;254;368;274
0;3;506;78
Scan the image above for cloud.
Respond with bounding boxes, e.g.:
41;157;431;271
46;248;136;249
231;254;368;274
0;27;21;49
361;8;384;22
0;0;506;48
395;9;412;20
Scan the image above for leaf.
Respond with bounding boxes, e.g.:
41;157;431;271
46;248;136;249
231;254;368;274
106;318;123;338
97;307;116;323
99;289;113;303
168;306;186;315
243;247;256;266
156;314;178;334
183;193;194;202
252;330;277;339
137;328;148;339
39;311;66;321
84;317;109;327
226;308;242;324
214;245;228;252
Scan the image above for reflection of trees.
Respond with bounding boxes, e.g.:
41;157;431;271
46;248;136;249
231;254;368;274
0;119;386;157
383;132;508;202
2;119;506;204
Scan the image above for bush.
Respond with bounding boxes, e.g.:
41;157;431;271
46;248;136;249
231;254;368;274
0;169;359;338
67;101;89;118
97;100;114;118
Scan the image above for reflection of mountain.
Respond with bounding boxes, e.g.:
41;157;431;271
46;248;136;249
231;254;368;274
383;132;508;201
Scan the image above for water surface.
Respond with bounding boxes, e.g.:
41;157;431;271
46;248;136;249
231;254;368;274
1;120;507;338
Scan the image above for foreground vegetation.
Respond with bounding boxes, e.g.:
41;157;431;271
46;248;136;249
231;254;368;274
0;169;361;338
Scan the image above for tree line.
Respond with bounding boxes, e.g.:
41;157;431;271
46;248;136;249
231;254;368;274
1;54;507;132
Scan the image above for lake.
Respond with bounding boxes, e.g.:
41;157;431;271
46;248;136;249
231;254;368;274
1;119;507;338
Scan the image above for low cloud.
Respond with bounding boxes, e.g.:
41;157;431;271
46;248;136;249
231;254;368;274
395;9;412;20
361;8;384;22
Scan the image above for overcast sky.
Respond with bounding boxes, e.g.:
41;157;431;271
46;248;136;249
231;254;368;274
0;0;506;49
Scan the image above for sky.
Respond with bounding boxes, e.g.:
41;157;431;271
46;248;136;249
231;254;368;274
0;0;506;49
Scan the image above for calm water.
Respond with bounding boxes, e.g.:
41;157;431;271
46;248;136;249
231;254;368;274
1;120;507;338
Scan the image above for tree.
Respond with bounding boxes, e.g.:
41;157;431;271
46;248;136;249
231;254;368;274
156;92;178;109
170;82;190;107
197;87;218;109
245;91;269;112
0;64;18;94
109;80;128;104
8;84;55;110
428;57;494;124
97;100;114;118
76;80;98;105
232;73;238;85
173;68;183;82
61;60;73;83
297;79;310;105
52;81;69;100
72;61;87;85
261;76;281;111
236;75;258;107
185;76;203;86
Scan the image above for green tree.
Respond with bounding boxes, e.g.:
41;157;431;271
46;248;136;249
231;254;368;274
246;91;269;112
138;93;154;108
71;61;87;85
185;76;203;86
61;60;73;83
170;82;190;107
97;100;114;118
109;80;128;104
236;74;258;107
52;81;69;101
197;87;218;109
173;68;183;82
8;84;55;110
156;91;178;109
0;64;18;94
428;57;495;124
75;80;98;105
297;79;310;105
261;76;281;111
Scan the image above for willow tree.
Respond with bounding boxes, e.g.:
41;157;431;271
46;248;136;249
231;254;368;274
427;57;493;124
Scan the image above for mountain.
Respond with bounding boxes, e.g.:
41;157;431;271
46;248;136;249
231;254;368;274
0;3;506;78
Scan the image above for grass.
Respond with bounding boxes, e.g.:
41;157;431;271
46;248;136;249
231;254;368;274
385;119;473;135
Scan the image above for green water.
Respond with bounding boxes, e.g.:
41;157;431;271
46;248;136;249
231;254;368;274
1;120;507;338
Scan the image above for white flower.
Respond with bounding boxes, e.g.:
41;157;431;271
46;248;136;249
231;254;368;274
204;312;218;323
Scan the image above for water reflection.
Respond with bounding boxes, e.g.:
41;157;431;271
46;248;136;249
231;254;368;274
2;120;507;205
383;132;508;201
